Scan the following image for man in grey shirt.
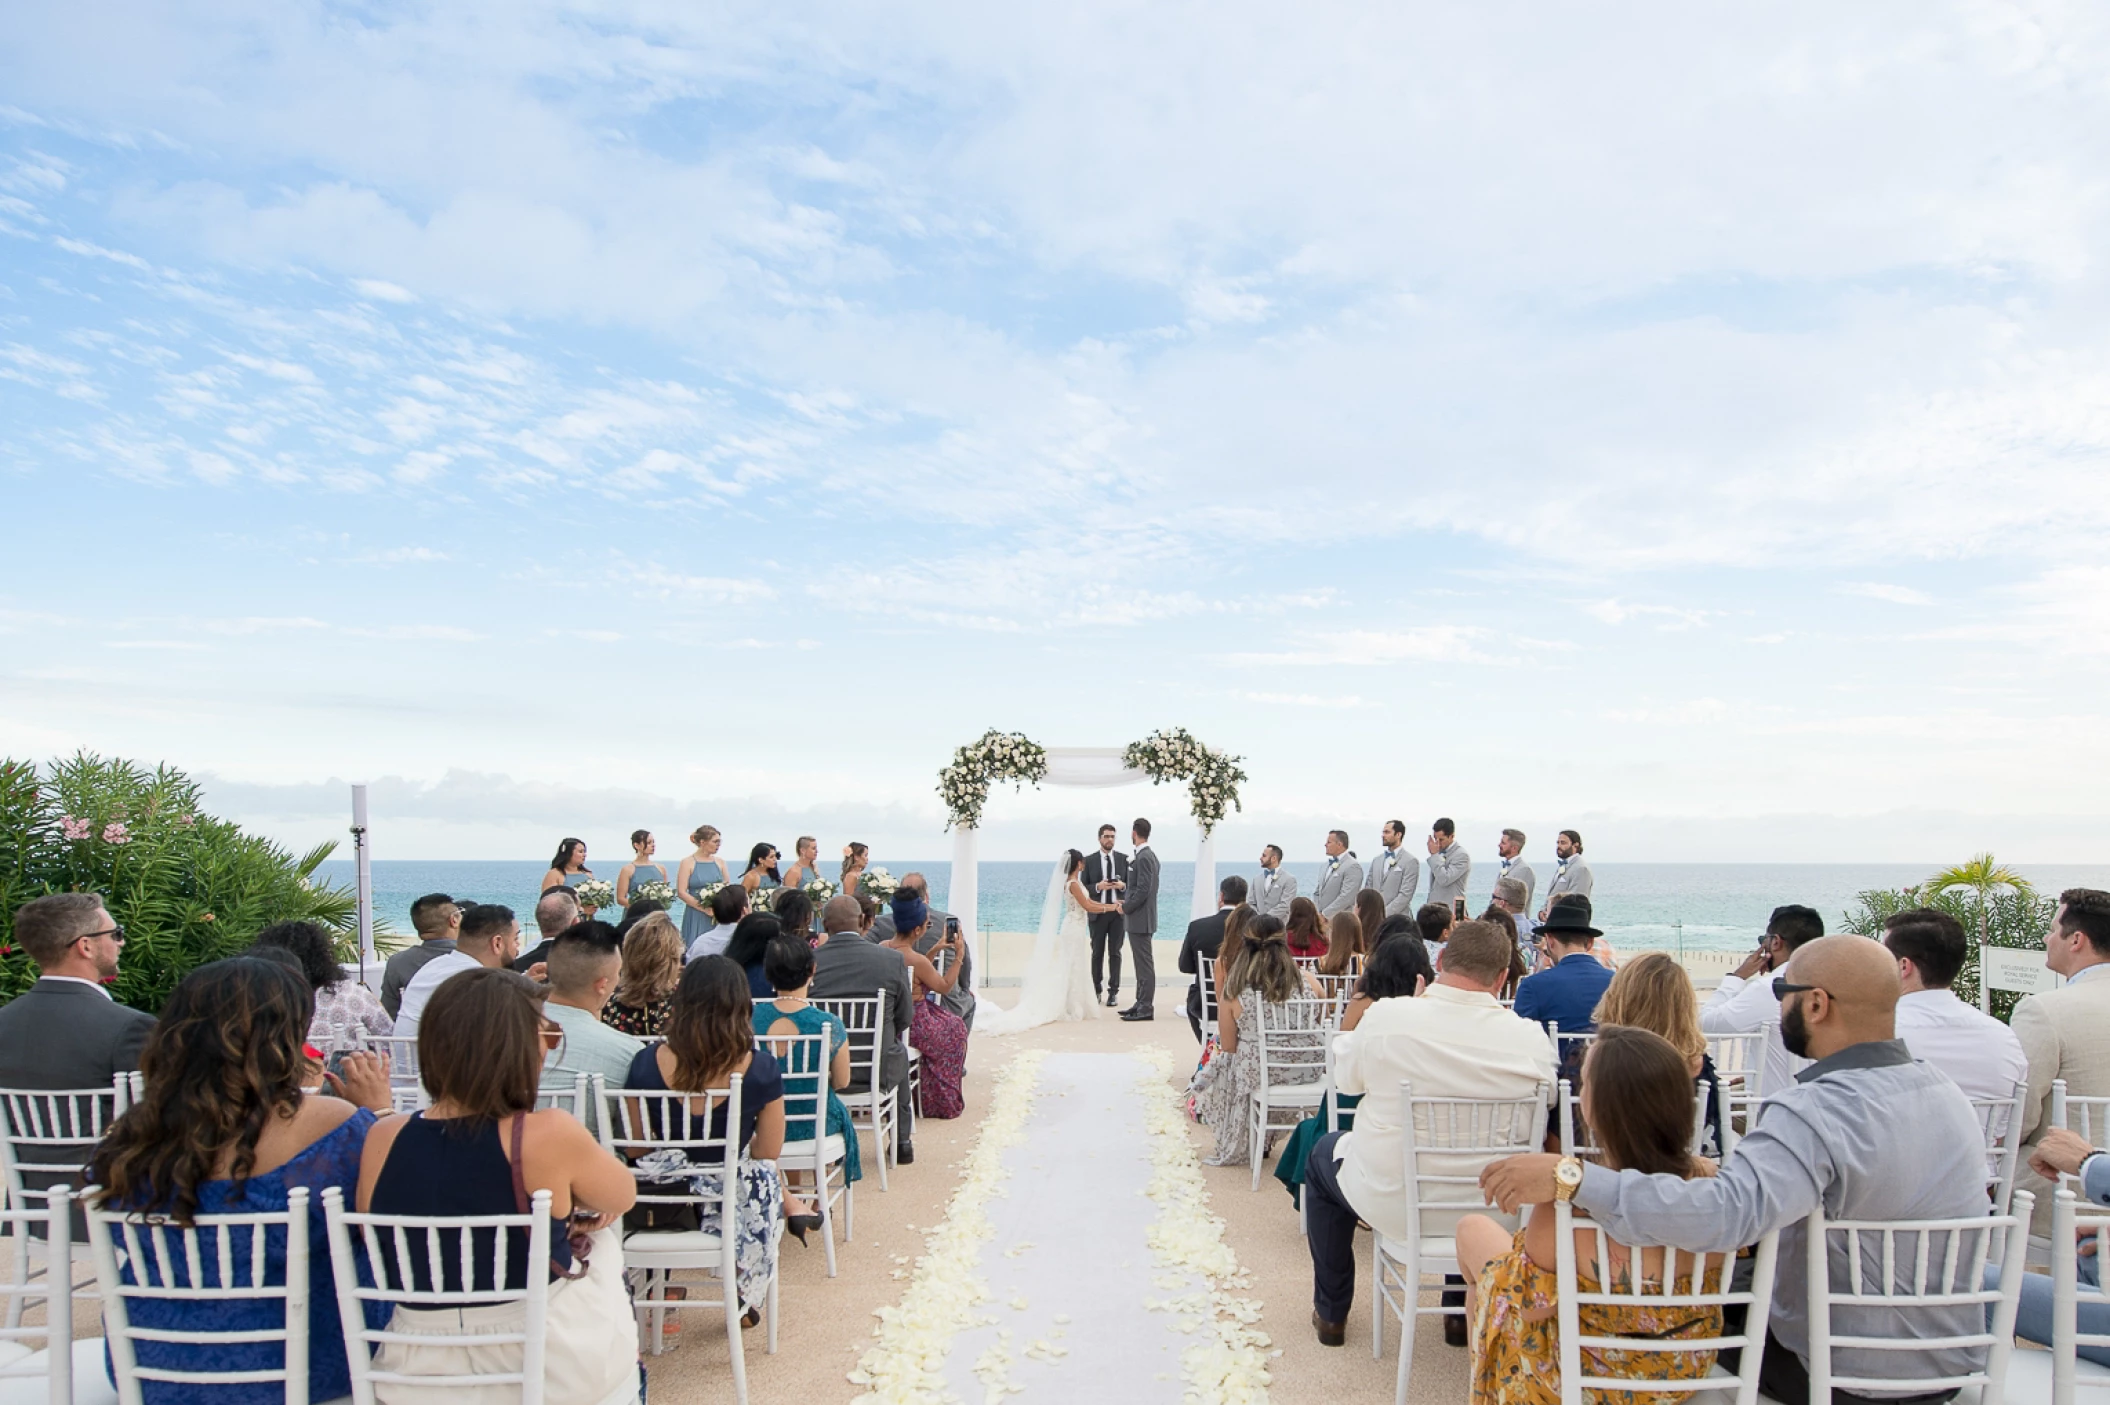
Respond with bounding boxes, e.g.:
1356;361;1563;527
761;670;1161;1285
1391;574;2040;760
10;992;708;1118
1481;936;1992;1405
380;892;461;1018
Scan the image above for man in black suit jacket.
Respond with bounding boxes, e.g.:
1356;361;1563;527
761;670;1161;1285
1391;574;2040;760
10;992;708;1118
1178;875;1250;1042
1083;824;1129;1007
0;893;158;1228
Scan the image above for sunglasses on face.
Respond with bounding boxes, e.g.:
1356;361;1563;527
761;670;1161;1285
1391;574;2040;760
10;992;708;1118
1771;977;1824;1001
78;926;125;945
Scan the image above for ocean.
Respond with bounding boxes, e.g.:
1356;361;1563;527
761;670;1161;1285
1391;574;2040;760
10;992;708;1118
314;859;2110;956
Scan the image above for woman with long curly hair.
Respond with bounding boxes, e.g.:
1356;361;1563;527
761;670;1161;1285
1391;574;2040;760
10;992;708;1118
90;958;395;1405
250;918;393;1057
603;910;684;1037
625;956;790;1320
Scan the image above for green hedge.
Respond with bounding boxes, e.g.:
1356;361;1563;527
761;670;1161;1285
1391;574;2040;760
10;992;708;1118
1837;884;2055;1024
0;753;376;1014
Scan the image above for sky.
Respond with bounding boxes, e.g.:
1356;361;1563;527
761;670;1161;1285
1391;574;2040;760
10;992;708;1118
3;1;2108;866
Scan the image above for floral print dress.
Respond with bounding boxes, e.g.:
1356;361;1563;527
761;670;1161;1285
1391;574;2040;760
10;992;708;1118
1194;998;1320;1166
1471;1225;1723;1405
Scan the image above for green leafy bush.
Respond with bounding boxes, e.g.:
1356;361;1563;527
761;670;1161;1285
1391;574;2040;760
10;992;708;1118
0;753;374;1014
1838;881;2055;1024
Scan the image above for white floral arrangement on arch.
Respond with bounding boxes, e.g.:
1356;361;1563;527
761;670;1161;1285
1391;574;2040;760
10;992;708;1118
572;878;617;912
937;729;1050;830
631;879;676;910
1122;727;1247;836
858;867;900;905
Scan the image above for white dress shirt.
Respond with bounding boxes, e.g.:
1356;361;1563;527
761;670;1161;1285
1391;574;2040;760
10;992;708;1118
686;923;740;963
1699;970;1806;1096
1894;987;2030;1106
38;975;115;999
394;951;482;1036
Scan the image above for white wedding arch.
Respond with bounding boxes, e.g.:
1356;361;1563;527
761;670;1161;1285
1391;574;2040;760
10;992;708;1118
935;729;1247;979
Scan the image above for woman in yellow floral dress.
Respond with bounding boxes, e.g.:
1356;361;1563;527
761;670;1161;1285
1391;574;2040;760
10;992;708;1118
1457;1026;1726;1405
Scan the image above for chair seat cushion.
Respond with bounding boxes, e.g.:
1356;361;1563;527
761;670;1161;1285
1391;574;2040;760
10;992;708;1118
780;1134;849;1163
622;1228;724;1258
0;1337;121;1405
2003;1344;2110;1402
1377;1235;1458;1270
1260;1085;1326;1106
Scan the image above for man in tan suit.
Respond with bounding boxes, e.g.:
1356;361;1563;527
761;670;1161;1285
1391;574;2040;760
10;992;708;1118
2013;887;2110;1230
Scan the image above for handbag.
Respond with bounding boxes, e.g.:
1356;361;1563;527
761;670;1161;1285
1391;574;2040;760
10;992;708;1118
622;1194;703;1234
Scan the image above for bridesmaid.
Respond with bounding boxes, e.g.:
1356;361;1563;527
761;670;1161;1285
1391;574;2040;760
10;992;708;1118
741;842;781;900
675;825;731;951
840;842;870;899
615;829;667;907
779;836;821;893
541;837;590;894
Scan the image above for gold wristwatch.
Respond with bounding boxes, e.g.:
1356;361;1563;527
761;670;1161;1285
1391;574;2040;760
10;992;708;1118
1553;1157;1585;1203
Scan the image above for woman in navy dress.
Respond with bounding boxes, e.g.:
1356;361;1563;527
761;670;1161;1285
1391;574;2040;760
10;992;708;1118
676;824;731;949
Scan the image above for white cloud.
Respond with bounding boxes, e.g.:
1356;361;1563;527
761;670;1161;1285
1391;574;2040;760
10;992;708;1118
1839;582;1933;606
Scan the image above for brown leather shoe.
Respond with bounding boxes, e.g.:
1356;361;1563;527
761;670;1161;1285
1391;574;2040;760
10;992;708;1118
1312;1310;1346;1347
1444;1312;1468;1347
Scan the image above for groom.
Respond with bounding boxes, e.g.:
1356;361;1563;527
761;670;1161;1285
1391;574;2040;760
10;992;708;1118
1084;823;1128;1008
1120;818;1159;1022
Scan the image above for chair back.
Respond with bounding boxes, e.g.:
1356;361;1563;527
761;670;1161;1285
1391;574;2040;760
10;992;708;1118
1557;1079;1712;1159
1704;1032;1765;1094
811;994;885;1088
2051;1188;2110;1402
1399;1079;1551;1251
2055;1079;2110;1148
1308;970;1359;1012
1198;956;1220;1036
599;1079;748;1226
1972;1080;2027;1220
534;1072;592;1122
1552;1199;1780;1405
0;1187;72;1403
1803;1191;2031;1405
752;1030;831;1147
0;1083;125;1200
1255;997;1333;1085
321;1184;551;1405
366;1035;422;1090
87;1184;316;1405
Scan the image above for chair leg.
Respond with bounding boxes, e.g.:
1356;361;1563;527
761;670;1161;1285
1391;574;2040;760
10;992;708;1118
1394;1297;1417;1405
870;1094;890;1193
820;1160;839;1278
765;1262;780;1354
1371;1249;1385;1359
725;1265;749;1405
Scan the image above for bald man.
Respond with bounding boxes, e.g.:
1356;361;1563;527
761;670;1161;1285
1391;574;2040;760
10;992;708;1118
1479;936;1994;1405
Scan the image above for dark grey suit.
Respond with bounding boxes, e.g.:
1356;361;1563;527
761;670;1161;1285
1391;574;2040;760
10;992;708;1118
1083;849;1128;1000
1121;845;1160;1013
0;978;157;1232
811;930;914;1149
1177;909;1229;1042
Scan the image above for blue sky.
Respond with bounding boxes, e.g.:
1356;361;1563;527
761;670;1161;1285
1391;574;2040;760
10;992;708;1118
3;1;2108;863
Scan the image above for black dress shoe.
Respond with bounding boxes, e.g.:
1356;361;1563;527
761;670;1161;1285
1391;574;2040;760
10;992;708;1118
1312;1310;1345;1348
1105;992;1120;1007
1120;1007;1154;1021
1444;1312;1468;1347
896;1143;914;1166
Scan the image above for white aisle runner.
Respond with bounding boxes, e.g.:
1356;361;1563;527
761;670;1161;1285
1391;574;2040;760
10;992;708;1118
940;1051;1209;1403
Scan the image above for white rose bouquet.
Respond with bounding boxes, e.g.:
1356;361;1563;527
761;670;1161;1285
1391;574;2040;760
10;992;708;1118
632;879;677;910
802;877;839;904
860;867;900;905
573;878;617;913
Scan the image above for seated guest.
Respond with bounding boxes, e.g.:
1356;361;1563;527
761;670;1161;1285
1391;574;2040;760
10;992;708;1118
1354;889;1389;964
1490;877;1539;966
1285;897;1328;959
1305;920;1555;1346
1370;910;1419;954
380;893;460;1019
1591;951;1725;1157
1883;907;2029;1105
626;957;787;1319
853;893;878;933
1481;935;1996;1405
1514;896;1614;1036
603;911;683;1037
1178;876;1248;1043
1701;904;1825;1098
1458;1026;1727;1404
1209;903;1259;1024
722;912;784;999
897;875;976;1033
393;903;522;1037
1275;933;1431;1206
2006;1126;2110;1365
1416;901;1454;966
1196;919;1324;1168
754;935;863;1228
1318;911;1364;977
811;895;915;1165
252;919;393;1057
510;886;580;975
877;894;970;1119
1477;902;1530;998
685;883;748;963
2014;888;2110;1233
611;897;662;939
539;921;643;1138
772;887;816;942
91;958;394;1405
359;969;637;1404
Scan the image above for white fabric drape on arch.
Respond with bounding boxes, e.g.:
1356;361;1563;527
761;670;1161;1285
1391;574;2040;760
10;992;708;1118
953;748;1218;992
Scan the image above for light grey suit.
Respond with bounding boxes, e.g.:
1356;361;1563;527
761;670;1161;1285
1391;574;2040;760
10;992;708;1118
1544;857;1594;913
1425;842;1472;910
1498;859;1538;915
1310;854;1364;918
1363;848;1419;919
1253;866;1298;920
1121;845;1160;1011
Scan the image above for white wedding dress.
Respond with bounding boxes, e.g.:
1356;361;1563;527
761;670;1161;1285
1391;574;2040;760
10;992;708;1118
974;856;1102;1035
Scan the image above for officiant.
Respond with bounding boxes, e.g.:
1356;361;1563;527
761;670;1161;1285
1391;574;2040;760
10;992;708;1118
1084;824;1129;1008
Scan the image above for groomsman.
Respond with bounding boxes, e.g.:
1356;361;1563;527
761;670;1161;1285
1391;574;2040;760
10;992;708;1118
1254;845;1298;919
1363;820;1418;918
1425;817;1471;911
1311;831;1364;918
1084;824;1129;1008
1538;829;1594;922
1495;829;1536;916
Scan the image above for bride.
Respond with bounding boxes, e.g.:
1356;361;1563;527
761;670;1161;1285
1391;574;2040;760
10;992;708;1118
975;849;1117;1034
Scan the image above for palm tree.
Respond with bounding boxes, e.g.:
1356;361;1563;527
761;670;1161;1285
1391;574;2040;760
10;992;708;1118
1926;854;2035;1012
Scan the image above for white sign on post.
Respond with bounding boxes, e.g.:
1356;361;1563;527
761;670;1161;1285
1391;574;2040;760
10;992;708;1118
1982;946;2058;996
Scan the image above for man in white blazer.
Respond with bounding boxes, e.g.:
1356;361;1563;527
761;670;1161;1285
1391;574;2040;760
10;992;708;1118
1310;830;1363;918
1363;820;1418;919
1424;816;1471;912
1254;845;1298;919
